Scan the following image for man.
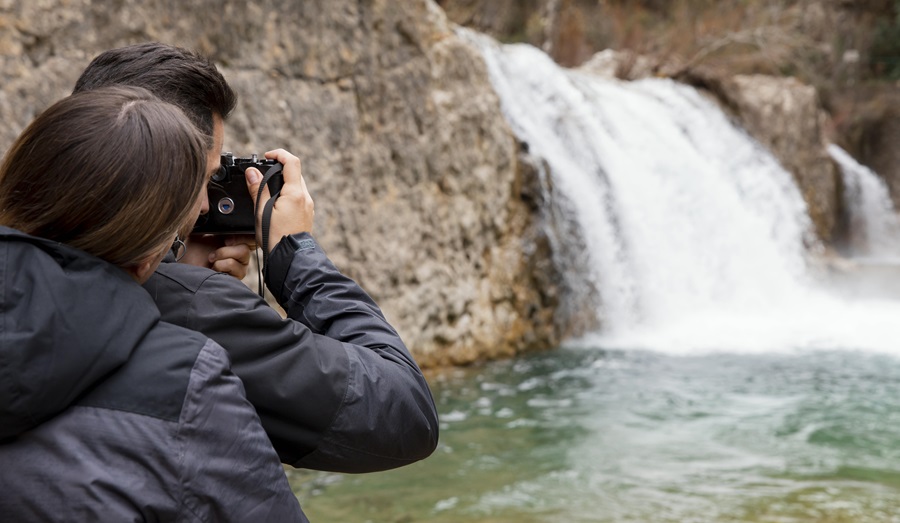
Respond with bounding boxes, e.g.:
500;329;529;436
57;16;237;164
73;43;439;473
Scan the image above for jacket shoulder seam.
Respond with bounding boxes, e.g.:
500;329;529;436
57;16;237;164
153;264;222;294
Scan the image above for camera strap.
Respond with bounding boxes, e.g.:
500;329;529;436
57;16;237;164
254;163;284;297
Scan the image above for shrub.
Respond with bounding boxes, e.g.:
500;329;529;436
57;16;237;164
869;0;900;79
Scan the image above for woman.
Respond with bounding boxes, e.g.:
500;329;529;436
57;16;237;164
0;86;307;522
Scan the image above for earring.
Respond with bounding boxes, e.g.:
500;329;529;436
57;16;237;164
171;237;187;262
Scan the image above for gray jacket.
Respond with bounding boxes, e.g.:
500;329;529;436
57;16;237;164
0;228;307;522
143;232;439;472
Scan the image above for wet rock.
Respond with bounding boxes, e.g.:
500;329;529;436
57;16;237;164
716;74;842;243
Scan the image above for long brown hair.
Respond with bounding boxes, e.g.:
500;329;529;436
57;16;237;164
0;86;207;268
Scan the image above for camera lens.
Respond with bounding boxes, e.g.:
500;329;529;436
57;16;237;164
211;165;227;183
217;197;235;215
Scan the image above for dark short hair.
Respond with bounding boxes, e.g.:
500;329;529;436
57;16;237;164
73;42;237;145
0;86;208;268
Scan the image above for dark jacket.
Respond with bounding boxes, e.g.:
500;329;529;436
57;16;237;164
143;232;439;472
0;227;307;522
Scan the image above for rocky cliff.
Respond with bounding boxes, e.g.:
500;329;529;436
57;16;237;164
0;0;564;367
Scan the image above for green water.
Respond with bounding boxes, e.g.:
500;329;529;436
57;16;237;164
288;347;900;522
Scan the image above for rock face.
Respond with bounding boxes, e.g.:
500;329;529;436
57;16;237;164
437;0;600;66
0;0;565;367
714;74;842;244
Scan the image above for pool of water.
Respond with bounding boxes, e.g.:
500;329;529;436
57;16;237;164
288;346;900;522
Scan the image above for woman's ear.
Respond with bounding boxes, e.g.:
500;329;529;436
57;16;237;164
126;246;168;284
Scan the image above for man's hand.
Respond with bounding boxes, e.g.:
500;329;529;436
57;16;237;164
181;234;257;279
245;149;315;252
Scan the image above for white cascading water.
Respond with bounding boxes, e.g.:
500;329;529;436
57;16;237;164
829;144;900;260
463;30;900;354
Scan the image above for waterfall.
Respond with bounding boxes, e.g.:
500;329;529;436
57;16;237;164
828;144;900;260
462;30;900;354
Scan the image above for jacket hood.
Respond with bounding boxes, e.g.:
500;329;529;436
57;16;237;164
0;227;159;439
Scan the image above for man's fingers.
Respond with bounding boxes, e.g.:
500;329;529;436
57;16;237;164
245;166;269;243
245;166;267;204
264;149;303;186
208;244;252;279
210;244;252;266
255;148;316;250
224;234;258;252
211;257;248;280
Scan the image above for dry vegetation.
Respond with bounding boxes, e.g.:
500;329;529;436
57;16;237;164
594;0;900;152
439;0;898;105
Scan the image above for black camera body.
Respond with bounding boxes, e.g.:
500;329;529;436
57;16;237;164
193;153;284;235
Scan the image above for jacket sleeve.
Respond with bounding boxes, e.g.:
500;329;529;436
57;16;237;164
264;233;439;472
148;234;439;472
177;340;308;523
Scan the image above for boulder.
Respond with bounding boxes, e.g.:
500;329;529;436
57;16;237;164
714;74;842;243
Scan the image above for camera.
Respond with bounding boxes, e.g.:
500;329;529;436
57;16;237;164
193;153;284;235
